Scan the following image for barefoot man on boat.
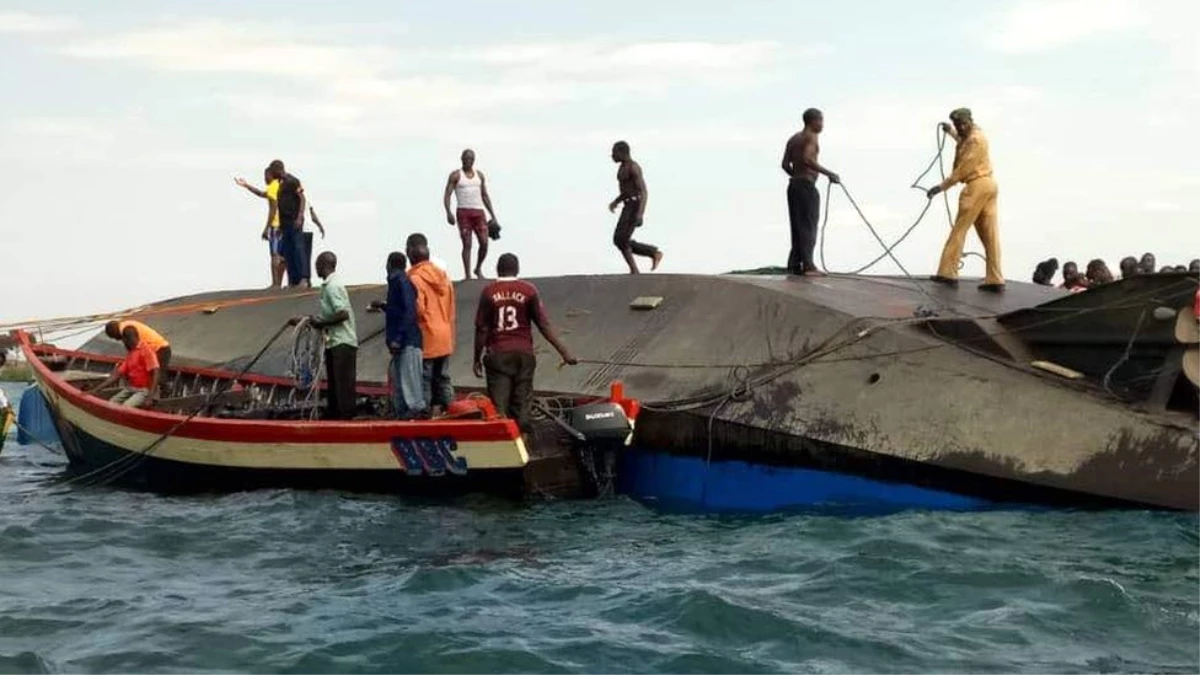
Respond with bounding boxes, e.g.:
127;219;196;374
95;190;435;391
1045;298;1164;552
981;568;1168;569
609;141;663;274
781;108;840;276
443;149;500;281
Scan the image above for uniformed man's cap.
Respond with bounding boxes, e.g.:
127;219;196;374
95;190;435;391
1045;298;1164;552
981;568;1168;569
949;108;973;122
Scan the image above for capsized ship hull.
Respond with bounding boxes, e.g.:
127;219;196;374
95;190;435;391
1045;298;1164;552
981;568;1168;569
75;272;1199;511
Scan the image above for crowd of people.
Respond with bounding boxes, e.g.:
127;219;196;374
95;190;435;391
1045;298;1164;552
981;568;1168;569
292;235;577;426
1032;254;1200;292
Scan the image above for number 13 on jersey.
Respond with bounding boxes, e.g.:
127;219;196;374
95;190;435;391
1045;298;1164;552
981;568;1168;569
497;305;519;331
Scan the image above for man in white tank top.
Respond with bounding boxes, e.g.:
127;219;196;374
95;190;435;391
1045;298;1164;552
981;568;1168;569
443;149;499;281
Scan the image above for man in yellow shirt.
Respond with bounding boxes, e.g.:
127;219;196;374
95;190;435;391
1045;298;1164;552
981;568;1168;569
235;167;285;289
927;108;1004;292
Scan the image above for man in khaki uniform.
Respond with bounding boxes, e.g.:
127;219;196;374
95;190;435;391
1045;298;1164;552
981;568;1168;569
927;108;1004;292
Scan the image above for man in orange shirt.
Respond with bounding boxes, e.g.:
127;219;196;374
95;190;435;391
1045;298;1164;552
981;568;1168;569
105;319;171;371
89;327;163;408
406;233;457;415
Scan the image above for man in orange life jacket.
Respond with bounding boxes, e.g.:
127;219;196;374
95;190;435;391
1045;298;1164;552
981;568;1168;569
473;253;577;430
89;327;163;408
105;319;171;371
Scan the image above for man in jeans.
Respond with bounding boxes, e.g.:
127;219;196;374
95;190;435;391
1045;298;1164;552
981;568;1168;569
473;253;577;430
369;252;426;419
291;251;358;419
406;233;456;416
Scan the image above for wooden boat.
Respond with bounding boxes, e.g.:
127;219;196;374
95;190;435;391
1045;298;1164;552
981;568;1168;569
15;331;638;497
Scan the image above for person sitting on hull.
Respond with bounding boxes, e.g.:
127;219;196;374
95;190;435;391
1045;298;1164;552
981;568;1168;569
927;108;1004;293
290;252;358;420
1059;261;1089;292
1031;258;1059;286
608;141;664;274
473;253;577;431
1119;256;1140;279
407;233;457;417
368;252;427;420
781;107;840;276
1138;252;1156;275
104;319;171;372
88;327;163;408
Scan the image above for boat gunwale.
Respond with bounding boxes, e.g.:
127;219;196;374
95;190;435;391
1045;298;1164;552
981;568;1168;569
14;331;522;444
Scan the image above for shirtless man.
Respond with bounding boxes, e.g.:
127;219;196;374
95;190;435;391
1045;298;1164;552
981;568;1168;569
608;141;663;274
443;149;498;281
781;108;840;276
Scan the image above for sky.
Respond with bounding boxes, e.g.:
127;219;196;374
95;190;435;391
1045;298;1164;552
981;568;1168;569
1;0;1197;327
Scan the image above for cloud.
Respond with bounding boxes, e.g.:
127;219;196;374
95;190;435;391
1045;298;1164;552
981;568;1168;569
986;0;1143;54
9;117;115;144
0;11;77;34
52;18;792;130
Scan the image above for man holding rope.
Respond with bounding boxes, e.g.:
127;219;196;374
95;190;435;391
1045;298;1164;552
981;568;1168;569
290;252;358;420
781;108;840;276
926;108;1004;292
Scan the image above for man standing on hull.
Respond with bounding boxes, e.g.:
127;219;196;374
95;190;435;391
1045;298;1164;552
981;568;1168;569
609;141;663;274
443;149;499;281
473;253;577;431
781;108;840;276
926;108;1004;292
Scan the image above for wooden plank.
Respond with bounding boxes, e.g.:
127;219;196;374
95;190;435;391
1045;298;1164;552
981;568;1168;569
1030;360;1084;380
151;390;253;414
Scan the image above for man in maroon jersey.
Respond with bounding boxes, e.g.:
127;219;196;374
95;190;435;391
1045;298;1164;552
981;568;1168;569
473;253;578;430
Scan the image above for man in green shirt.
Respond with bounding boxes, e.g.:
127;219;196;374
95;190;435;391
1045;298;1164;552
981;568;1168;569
291;251;358;419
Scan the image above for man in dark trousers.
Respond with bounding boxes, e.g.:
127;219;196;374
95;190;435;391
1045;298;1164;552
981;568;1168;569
608;141;664;274
473;253;577;430
291;251;357;419
264;160;309;288
781;108;840;276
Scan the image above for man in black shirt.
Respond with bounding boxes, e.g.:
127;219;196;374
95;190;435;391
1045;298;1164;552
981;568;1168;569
268;159;310;288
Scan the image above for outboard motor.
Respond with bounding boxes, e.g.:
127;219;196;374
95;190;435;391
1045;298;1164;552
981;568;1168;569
566;390;636;498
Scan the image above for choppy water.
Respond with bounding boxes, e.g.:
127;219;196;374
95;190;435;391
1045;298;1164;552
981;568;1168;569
2;382;1198;674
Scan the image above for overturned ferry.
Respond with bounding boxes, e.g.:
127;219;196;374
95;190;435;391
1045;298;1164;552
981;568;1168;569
21;270;1199;512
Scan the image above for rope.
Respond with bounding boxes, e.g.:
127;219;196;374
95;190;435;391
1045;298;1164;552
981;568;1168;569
52;322;293;490
1103;308;1148;401
289;318;326;419
817;124;982;278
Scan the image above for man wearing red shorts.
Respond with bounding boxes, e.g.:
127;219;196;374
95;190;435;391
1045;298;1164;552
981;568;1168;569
443;149;499;281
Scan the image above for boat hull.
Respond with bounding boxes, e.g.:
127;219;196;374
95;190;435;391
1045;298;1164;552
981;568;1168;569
55;415;527;496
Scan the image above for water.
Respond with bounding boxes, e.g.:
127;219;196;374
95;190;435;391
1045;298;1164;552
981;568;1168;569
2;382;1197;673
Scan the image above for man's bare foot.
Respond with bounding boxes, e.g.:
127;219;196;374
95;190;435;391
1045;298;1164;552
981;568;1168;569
474;268;486;280
651;251;664;271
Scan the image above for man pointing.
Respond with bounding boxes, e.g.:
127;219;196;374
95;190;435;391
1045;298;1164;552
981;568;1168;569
927;108;1004;292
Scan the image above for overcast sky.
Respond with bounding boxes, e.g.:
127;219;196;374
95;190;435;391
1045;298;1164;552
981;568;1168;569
1;0;1197;326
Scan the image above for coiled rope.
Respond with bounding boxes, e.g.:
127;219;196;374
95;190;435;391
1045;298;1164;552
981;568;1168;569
289;318;325;420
